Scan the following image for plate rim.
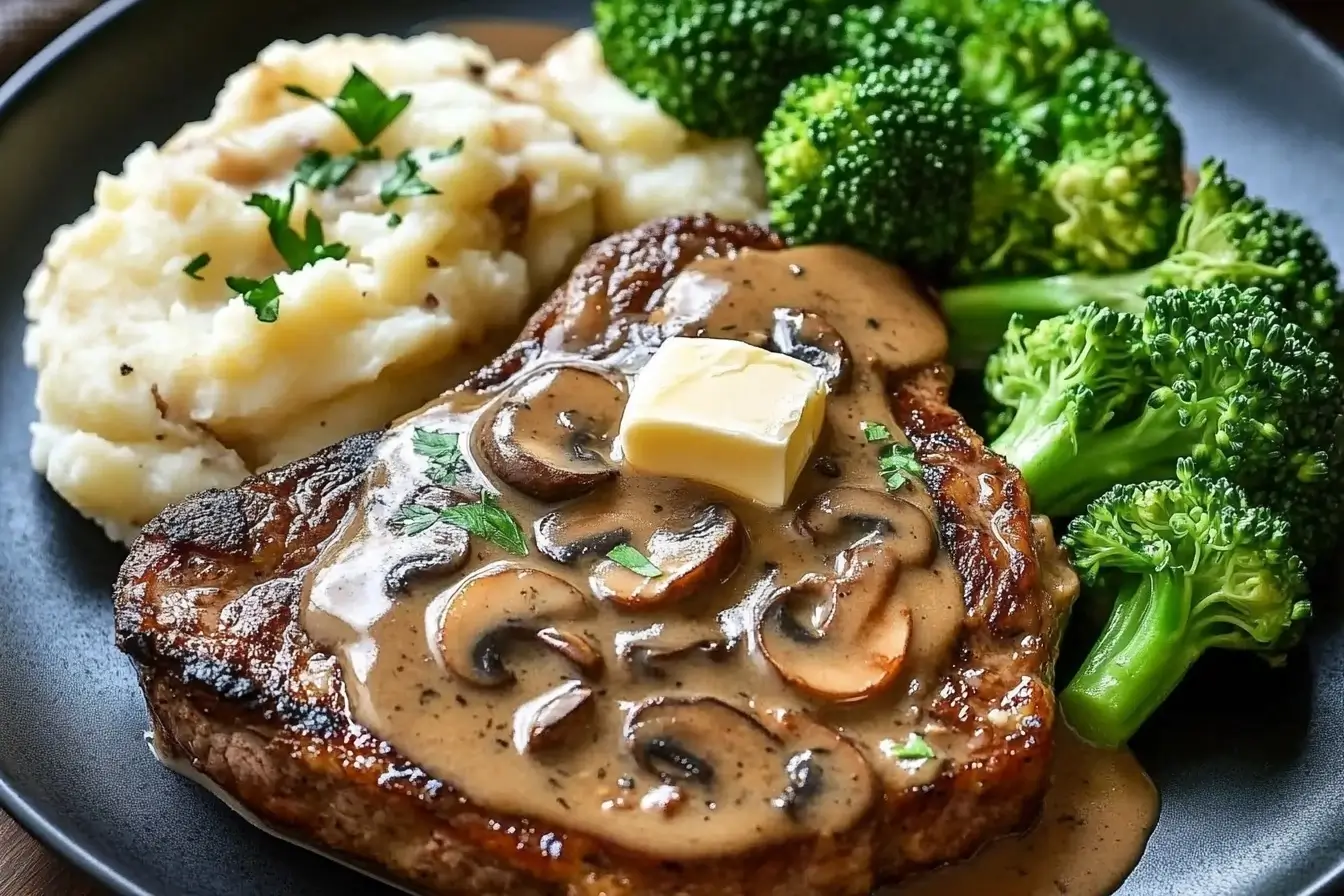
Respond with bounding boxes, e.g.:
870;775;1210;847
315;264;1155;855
1;1;1342;894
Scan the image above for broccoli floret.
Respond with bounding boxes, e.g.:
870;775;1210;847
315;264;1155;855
987;285;1344;563
958;111;1057;280
942;159;1339;366
1060;465;1310;747
593;0;841;139
760;59;978;275
898;0;983;30
957;0;1113;111
1038;47;1185;275
830;6;962;69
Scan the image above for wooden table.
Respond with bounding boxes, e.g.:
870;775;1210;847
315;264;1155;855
2;2;1342;894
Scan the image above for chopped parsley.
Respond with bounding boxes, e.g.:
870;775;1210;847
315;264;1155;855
606;544;662;577
380;150;441;205
411;428;469;486
878;443;923;492
861;421;891;442
182;253;211;280
225;275;282;323
429;137;466;160
294;146;381;190
390;503;440;537
245;184;349;271
285;66;411;146
886;733;936;761
440;493;528;555
387;212;403;228
390;493;527;555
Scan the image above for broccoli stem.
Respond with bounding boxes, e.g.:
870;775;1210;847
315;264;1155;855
942;268;1152;367
1061;575;1201;747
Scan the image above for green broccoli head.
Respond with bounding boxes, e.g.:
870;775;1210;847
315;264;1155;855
1043;48;1184;273
985;303;1149;442
958;0;1113;111
988;285;1344;565
1151;159;1342;334
830;6;962;68
940;159;1342;366
760;59;978;274
1060;462;1310;746
958;111;1056;280
593;0;842;139
897;0;983;30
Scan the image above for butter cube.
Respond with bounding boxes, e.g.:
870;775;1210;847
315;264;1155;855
618;337;827;507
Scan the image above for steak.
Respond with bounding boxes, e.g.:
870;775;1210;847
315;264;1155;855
114;214;1078;896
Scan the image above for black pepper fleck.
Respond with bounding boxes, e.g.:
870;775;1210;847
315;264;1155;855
119;364;133;376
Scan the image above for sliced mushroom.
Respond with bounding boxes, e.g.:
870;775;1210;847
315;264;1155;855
534;510;630;565
614;622;734;678
432;562;603;687
511;679;595;753
622;697;874;834
589;505;744;609
795;486;936;566
769;308;852;392
384;533;470;596
757;543;913;703
479;365;626;502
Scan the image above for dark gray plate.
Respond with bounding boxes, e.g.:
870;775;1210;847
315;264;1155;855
0;1;1341;894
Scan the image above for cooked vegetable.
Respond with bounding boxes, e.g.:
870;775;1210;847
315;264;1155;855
958;110;1055;279
985;285;1343;563
593;0;841;138
957;0;1113;112
829;6;961;69
1060;464;1310;747
760;58;977;275
942;159;1339;365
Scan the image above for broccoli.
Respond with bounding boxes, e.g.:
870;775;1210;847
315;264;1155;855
593;0;842;139
957;0;1113;112
943;159;1338;366
1060;464;1310;747
986;285;1344;563
958;110;1056;280
829;6;962;69
760;58;978;275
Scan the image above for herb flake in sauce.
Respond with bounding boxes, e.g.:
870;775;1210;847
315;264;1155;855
439;493;528;556
285;66;411;146
861;421;891;442
606;544;662;577
879;443;923;492
182;253;210;280
411;428;469;485
886;732;936;761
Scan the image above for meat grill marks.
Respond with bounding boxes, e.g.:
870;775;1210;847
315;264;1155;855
115;215;1073;896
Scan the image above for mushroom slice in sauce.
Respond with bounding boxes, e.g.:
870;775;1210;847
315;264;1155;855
795;486;936;566
769;308;853;392
622;697;875;831
534;510;631;565
479;365;626;502
512;679;595;754
590;505;744;609
614;622;734;678
384;530;470;596
758;544;914;703
432;562;603;687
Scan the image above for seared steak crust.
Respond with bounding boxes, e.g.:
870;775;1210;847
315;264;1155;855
115;215;1073;896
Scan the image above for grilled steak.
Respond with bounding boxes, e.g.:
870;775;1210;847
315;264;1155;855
115;215;1078;896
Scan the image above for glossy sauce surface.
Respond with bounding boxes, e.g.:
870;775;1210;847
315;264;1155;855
302;246;968;859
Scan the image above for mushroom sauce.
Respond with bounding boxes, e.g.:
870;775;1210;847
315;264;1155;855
300;241;1156;884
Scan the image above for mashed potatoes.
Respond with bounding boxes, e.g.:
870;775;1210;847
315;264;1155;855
24;29;766;544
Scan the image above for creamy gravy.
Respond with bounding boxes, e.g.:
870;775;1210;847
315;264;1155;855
296;242;1152;889
891;727;1158;896
442;20;572;63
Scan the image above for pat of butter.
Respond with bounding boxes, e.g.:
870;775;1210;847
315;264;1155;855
618;337;827;507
